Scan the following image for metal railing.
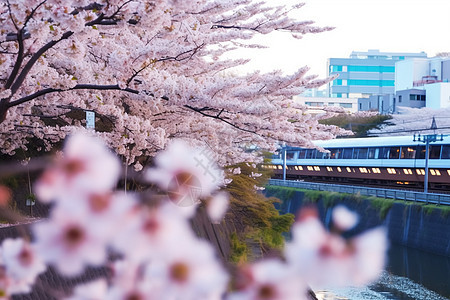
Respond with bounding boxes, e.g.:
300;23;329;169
268;179;450;205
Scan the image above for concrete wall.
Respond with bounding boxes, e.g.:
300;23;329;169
265;188;450;257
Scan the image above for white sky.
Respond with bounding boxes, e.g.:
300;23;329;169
232;0;450;81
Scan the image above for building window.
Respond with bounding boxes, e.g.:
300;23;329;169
410;94;423;101
398;95;402;103
332;65;343;72
340;103;353;108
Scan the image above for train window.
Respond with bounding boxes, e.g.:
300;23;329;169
272;152;282;159
314;151;324;159
342;148;353;159
354;148;368;159
430;169;441;176
298;149;306;159
389;147;400;159
430;145;441;159
403;169;413;175
368;148;377;159
416;145;442;159
379;147;389;159
286;151;296;160
442;146;450;159
416;146;426;159
323;151;331;159
387;168;396;174
329;148;342;159
401;146;416;159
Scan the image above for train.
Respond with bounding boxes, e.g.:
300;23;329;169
265;135;450;191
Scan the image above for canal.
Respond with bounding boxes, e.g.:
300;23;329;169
315;243;450;300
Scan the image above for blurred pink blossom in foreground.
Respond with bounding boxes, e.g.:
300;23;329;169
0;134;387;299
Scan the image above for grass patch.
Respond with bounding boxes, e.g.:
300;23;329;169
368;197;395;220
265;185;296;201
422;204;436;216
438;205;450;218
229;232;248;264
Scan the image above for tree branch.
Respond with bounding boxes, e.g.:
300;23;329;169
184;104;257;135
9;31;74;96
7;84;140;108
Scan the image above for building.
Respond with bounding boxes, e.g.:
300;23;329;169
358;94;395;113
327;50;428;99
394;57;450;112
292;96;358;114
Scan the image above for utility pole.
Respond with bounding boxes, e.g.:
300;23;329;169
282;145;287;181
413;117;444;194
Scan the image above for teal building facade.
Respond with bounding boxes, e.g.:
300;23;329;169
327;50;427;99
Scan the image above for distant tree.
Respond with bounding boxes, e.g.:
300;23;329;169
368;107;450;136
319;111;391;138
0;0;346;168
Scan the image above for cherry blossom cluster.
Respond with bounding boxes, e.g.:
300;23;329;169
0;133;387;299
0;0;348;168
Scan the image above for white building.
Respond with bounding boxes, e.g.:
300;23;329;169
292;96;358;114
394;57;450;111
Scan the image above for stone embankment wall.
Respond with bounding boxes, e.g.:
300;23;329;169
265;186;450;257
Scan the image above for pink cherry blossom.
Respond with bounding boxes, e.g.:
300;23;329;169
285;207;388;288
146;140;224;206
206;192;229;224
65;279;108;300
143;237;229;300
227;259;308;300
332;205;359;231
32;206;109;276
0;238;46;296
34;133;121;203
111;202;196;263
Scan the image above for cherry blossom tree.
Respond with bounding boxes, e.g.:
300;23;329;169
0;0;346;168
368;107;450;136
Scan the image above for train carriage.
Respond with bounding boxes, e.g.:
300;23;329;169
266;135;450;191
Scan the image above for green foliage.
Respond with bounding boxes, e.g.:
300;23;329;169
304;190;321;203
229;232;248;264
0;176;19;190
319;114;391;137
422;204;436;216
224;162;294;260
368;197;395;220
437;205;450;218
264;185;296;201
